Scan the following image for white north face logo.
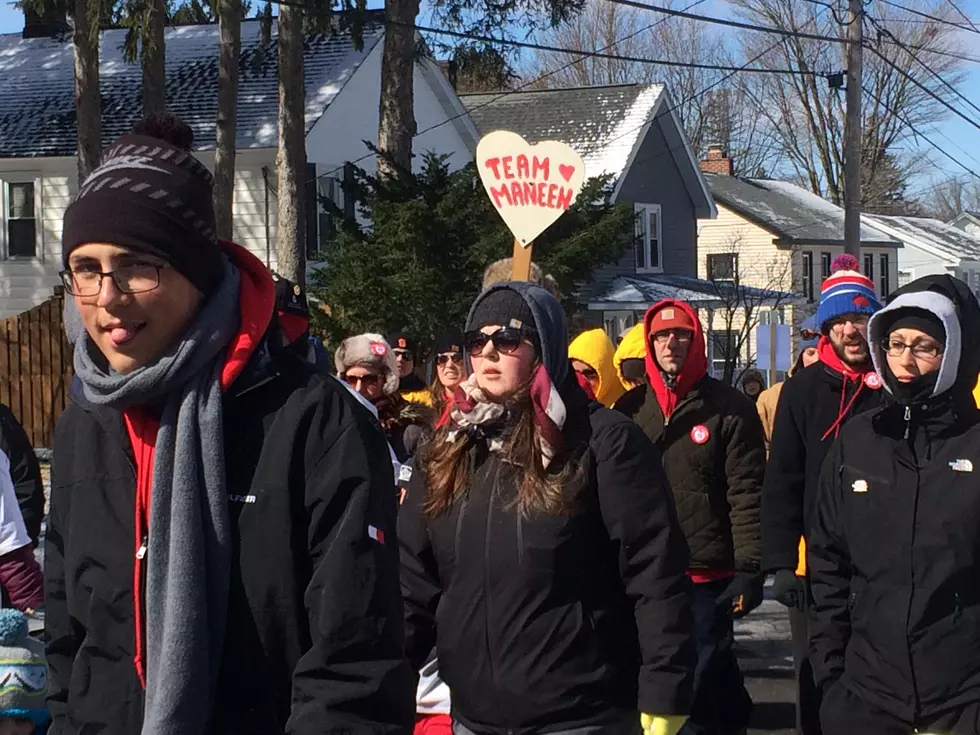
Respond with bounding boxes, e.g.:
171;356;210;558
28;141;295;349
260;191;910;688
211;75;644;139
852;480;868;493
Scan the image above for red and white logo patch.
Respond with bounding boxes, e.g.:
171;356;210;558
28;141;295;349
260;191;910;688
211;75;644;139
370;342;387;356
691;425;710;444
864;372;882;390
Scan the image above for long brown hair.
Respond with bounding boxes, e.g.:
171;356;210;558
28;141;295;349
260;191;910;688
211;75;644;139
422;383;578;519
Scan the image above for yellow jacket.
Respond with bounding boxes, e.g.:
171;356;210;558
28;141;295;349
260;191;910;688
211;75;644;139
613;324;647;391
974;374;980;408
569;329;625;408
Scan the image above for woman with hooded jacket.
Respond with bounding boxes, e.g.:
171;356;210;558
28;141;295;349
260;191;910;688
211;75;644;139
400;282;694;735
808;274;980;734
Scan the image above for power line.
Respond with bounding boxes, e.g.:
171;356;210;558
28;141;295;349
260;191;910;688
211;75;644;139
862;85;980;181
879;0;980;34
605;0;852;43
946;0;980;33
866;15;980;122
864;42;980;132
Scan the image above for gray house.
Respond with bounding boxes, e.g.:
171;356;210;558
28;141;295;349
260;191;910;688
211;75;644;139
461;83;717;338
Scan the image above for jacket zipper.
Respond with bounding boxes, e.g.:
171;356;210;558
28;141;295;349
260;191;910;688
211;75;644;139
905;456;922;725
483;490;510;730
904;405;912;440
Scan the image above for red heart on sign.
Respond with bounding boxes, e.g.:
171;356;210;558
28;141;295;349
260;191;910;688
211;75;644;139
559;164;575;182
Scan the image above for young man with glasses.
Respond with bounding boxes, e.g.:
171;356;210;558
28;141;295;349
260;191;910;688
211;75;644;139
47;115;413;735
762;254;885;735
615;299;766;735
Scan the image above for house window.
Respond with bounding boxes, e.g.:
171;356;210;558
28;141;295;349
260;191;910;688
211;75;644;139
306;164;349;263
6;182;36;258
707;253;737;281
820;252;832;281
802;251;814;302
879;253;890;297
710;330;738;379
898;270;913;288
603;311;636;342
634;203;662;273
863;253;874;281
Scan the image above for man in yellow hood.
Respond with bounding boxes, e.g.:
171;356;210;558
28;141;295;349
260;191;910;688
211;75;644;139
568;328;625;408
613;323;648;391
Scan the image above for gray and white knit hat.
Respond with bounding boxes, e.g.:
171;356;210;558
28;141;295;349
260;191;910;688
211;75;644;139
334;333;400;396
0;609;49;730
62;114;223;296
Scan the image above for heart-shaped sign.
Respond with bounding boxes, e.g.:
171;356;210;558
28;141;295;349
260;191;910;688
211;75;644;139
475;130;586;247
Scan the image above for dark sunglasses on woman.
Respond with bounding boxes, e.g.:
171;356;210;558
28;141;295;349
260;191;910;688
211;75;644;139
343;373;381;388
436;352;464;366
464;326;537;357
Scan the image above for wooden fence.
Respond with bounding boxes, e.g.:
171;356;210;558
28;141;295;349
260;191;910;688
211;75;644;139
0;291;73;449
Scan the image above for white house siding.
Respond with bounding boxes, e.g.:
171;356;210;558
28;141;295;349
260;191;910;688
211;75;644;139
305;42;476;175
0;157;76;318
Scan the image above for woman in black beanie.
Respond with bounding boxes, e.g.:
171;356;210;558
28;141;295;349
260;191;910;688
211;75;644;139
426;327;467;420
400;282;694;735
46;113;412;735
809;274;980;734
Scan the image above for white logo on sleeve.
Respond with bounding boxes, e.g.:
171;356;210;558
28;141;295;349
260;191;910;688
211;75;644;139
851;479;869;493
950;459;974;473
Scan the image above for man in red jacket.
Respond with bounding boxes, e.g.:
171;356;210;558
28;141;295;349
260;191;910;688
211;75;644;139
616;299;766;735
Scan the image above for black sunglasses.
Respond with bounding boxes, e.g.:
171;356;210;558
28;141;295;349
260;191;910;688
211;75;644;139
436;352;464;366
464;326;537;357
343;373;381;388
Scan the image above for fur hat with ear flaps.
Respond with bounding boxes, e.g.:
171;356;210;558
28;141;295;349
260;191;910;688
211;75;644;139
334;333;400;396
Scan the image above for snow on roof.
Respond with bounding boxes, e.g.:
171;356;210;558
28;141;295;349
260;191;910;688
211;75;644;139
866;214;980;262
0;18;383;157
460;84;665;183
587;273;800;308
706;174;900;246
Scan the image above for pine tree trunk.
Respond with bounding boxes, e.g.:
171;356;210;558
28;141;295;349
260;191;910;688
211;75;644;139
213;0;241;240
73;0;102;184
142;0;167;115
377;0;419;180
275;3;306;284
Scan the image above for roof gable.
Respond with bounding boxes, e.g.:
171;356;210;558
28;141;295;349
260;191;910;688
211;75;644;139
705;174;900;246
460;83;714;216
0;18;383;157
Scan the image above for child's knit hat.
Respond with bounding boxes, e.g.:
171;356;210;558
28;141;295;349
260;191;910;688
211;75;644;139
0;609;49;730
816;254;883;333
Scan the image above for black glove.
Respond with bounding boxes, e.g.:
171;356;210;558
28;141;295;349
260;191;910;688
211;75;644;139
772;568;807;612
718;567;765;618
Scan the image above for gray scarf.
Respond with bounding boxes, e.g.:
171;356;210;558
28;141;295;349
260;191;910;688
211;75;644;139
65;258;242;735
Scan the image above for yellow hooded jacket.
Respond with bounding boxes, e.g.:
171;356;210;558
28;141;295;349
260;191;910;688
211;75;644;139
613;323;647;391
569;328;625;408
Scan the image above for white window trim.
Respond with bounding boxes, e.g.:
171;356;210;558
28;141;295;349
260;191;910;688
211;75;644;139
603;310;637;342
635;203;663;274
0;173;43;262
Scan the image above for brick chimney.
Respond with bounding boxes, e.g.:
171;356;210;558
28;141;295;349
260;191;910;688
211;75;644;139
23;5;70;39
700;144;734;176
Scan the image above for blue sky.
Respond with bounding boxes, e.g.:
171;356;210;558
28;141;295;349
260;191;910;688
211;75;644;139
0;0;976;200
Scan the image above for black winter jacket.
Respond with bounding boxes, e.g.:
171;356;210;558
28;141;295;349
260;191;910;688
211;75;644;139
761;360;884;572
45;344;415;735
400;393;694;735
615;377;765;572
0;403;44;543
808;274;980;722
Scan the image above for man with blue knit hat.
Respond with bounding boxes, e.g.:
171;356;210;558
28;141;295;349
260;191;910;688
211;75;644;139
762;254;886;735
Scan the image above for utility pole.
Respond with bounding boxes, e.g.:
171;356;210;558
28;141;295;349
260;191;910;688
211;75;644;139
843;0;864;258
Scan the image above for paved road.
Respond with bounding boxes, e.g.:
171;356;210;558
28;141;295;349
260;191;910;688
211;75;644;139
736;594;796;735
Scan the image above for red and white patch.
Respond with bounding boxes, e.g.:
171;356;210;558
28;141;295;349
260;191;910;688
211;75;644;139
370;342;387;356
864;372;882;390
368;525;386;544
691;425;710;444
852;295;870;308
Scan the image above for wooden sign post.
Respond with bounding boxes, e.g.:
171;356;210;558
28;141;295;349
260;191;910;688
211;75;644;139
475;131;586;282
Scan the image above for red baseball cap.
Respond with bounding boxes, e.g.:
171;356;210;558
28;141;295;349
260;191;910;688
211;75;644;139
648;305;697;336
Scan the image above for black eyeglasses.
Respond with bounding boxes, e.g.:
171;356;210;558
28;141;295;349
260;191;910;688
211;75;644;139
436;353;463;366
576;367;599;382
393;349;414;362
61;262;168;297
464;326;536;357
343;373;382;388
882;339;943;360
